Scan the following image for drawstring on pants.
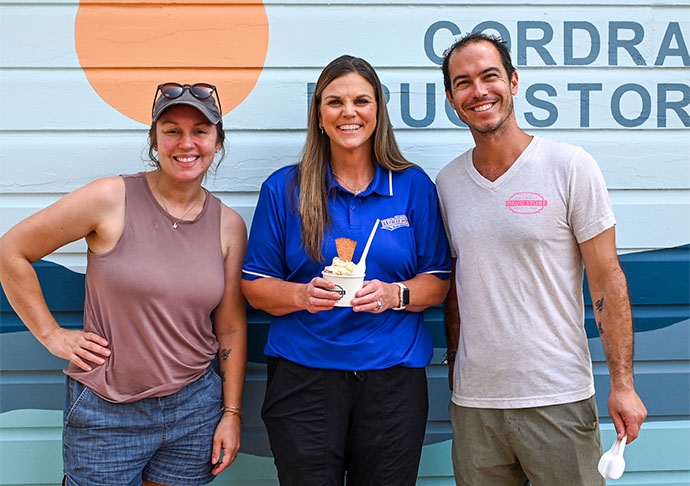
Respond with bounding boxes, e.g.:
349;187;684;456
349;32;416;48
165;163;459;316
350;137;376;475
341;370;366;381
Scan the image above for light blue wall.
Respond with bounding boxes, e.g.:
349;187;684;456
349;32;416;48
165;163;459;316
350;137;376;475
1;1;688;484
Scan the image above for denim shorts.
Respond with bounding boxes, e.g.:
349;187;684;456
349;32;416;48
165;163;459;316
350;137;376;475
63;367;223;486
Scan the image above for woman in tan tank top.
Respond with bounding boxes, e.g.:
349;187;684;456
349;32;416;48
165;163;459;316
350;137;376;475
0;83;247;485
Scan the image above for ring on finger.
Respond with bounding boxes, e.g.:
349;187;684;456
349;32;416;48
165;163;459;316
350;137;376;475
375;299;383;310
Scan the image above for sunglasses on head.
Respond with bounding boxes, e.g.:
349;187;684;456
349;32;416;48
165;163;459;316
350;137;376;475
152;83;222;120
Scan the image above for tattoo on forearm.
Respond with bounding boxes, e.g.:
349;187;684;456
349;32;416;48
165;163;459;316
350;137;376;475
220;348;232;361
595;298;605;334
220;370;226;383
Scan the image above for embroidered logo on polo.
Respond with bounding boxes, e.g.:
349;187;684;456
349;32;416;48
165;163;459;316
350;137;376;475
506;192;548;214
380;214;410;231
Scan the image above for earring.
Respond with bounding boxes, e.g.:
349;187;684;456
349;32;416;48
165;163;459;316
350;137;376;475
319;126;324;135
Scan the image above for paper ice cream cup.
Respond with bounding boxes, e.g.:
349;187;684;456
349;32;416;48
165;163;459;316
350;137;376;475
322;271;365;307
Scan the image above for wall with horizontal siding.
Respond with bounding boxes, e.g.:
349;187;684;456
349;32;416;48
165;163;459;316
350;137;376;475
1;1;688;484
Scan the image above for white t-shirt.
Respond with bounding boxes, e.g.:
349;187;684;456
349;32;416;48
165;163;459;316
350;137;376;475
437;136;615;408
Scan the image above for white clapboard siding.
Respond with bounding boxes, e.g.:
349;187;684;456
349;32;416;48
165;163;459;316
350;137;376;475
1;1;688;486
4;2;688;68
2;129;689;190
2;67;689;130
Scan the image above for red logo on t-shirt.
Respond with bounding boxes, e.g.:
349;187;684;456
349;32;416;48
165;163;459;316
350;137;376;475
506;192;548;214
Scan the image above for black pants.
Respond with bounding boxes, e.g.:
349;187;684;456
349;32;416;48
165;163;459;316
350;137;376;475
261;357;429;486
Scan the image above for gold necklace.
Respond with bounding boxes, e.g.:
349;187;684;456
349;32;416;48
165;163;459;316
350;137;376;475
154;176;203;229
332;171;374;195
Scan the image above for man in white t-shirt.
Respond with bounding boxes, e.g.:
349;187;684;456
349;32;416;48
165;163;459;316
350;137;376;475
436;32;647;485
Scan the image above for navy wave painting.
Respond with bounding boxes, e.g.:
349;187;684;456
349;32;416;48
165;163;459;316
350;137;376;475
1;245;688;456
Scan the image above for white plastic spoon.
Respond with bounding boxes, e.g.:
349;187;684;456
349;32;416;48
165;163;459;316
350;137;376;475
598;434;628;480
353;219;380;276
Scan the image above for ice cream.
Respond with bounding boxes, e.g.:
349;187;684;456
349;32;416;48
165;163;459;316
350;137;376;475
323;257;357;275
321;237;364;306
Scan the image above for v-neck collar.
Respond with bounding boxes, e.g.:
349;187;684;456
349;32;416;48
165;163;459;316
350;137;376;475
464;136;540;191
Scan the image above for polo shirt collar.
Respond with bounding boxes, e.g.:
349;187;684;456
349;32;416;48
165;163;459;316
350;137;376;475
326;163;393;197
369;164;393;197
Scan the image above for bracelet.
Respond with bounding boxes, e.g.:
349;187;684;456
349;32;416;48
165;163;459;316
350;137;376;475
443;350;457;364
221;405;242;420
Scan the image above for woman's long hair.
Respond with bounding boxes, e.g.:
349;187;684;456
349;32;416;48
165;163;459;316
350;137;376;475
295;55;414;262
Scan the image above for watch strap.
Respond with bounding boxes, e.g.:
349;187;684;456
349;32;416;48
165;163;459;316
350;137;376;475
393;282;409;310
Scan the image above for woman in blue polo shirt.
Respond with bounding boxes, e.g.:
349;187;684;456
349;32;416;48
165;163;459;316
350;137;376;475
242;55;451;486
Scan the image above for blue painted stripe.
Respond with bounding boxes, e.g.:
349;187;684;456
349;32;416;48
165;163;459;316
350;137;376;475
3;245;688;334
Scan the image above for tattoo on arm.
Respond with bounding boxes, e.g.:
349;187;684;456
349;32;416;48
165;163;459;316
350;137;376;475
595;298;605;334
595;297;605;334
220;370;226;383
220;348;232;361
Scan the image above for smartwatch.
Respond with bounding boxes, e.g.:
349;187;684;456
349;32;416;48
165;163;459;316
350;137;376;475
393;282;410;310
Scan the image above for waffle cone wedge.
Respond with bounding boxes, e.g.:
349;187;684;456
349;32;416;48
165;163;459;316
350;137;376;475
335;238;357;262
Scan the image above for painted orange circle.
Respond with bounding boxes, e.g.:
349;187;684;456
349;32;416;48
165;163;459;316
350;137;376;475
75;1;269;125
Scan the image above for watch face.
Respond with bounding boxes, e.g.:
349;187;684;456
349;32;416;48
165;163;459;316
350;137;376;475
402;287;410;306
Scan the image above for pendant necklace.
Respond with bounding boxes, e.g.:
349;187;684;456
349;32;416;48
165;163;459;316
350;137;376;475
155;176;202;229
332;171;374;196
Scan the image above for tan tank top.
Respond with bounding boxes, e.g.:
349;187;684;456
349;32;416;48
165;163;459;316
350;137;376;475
65;172;225;402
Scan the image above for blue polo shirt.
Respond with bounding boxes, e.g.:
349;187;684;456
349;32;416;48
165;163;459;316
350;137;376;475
243;163;451;370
